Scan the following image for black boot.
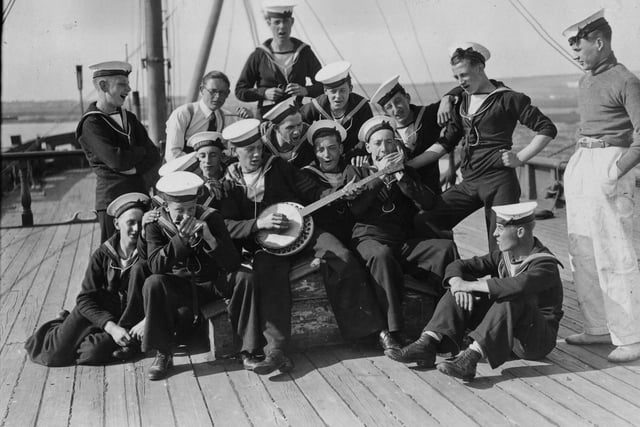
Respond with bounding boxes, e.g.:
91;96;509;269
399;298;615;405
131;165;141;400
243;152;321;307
112;342;141;361
148;351;173;381
378;330;401;352
385;332;437;367
240;352;263;371
437;348;482;381
253;350;294;375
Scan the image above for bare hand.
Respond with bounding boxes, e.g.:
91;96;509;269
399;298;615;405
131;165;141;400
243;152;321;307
129;318;145;341
236;107;253;119
437;95;454;126
177;216;202;243
377;152;404;173
285;83;308;97
501;150;523;168
142;209;160;228
264;87;285;102
350;155;370;167
257;213;289;231
105;321;131;346
260;121;275;140
341;176;364;200
454;291;474;311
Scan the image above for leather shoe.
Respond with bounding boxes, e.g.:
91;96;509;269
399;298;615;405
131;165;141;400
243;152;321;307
112;343;141;361
385;332;437;367
378;330;401;352
148;351;173;381
437;348;482;381
253;350;294;375
565;333;612;345
240;352;263;371
607;343;640;363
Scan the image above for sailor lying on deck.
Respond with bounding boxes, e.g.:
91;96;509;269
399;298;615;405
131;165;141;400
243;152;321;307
387;202;564;381
25;193;151;367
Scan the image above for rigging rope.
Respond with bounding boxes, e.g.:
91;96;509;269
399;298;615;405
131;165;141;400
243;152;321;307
508;0;583;72
401;0;440;99
222;0;236;71
242;0;260;47
302;0;369;98
374;0;424;104
2;0;17;24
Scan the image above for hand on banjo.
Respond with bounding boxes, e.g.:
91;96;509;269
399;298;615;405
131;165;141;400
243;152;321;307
257;212;290;231
342;176;364;200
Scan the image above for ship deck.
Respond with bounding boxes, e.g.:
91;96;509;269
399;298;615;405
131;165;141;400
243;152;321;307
1;169;640;427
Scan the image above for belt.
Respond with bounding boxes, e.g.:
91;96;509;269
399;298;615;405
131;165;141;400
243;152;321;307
577;137;610;149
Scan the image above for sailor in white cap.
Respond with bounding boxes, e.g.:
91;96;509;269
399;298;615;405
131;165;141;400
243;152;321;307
138;171;260;380
561;10;640;362
25;192;151;366
343;116;458;353
165;70;251;162
222;118;385;375
260;97;315;167
389;202;564;382
415;42;557;252
300;61;374;159
77;60;161;243
235;1;323;116
371;75;464;194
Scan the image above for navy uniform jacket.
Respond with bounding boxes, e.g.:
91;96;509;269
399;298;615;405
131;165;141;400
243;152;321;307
77;102;161;210
221;155;330;251
443;238;564;324
263;123;316;169
346;166;436;243
301;162;356;245
235;38;322;110
145;206;241;283
438;84;557;181
299;92;373;156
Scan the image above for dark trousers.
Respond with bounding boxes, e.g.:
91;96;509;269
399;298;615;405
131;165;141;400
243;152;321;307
141;268;260;353
97;210;116;244
253;229;385;354
427;292;558;368
415;170;520;252
353;237;458;332
25;262;149;367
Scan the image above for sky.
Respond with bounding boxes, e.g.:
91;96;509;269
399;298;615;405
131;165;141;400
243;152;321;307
2;0;640;102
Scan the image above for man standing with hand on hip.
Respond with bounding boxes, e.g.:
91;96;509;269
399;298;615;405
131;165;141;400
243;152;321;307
562;10;640;362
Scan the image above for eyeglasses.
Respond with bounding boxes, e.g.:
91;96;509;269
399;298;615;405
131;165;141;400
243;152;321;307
202;87;230;97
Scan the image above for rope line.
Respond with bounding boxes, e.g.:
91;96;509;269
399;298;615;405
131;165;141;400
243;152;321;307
374;0;424;104
303;0;369;98
402;0;440;99
2;0;17;24
242;0;261;47
222;0;236;71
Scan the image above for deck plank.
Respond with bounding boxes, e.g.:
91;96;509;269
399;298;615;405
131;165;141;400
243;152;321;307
166;351;214;427
37;366;76;427
136;356;176;427
68;365;105;427
104;363;141;427
2;348;49;427
189;352;252;427
0;344;28;424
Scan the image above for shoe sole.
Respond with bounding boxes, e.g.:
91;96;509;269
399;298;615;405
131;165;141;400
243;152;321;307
436;363;474;381
148;360;174;381
384;349;435;367
254;360;294;375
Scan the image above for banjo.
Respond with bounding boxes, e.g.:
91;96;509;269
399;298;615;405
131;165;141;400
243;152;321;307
255;162;405;256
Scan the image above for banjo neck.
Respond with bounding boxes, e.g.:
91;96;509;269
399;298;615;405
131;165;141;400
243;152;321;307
300;163;404;217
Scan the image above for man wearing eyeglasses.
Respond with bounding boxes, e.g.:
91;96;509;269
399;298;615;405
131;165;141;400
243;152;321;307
164;71;252;162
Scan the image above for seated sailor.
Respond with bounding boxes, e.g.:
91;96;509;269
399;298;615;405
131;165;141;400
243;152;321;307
260;96;315;168
25;193;150;366
387;202;564;382
300;61;373;160
220;119;385;375
141;171;260;380
345;116;460;353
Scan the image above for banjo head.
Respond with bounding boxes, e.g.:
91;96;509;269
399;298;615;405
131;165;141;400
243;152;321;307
256;202;305;250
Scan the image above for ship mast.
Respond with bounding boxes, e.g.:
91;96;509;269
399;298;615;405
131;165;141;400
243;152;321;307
143;0;167;147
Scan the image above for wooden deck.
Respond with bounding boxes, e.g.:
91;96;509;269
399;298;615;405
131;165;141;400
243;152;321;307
1;170;640;427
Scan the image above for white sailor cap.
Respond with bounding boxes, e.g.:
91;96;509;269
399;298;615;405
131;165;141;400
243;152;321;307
262;0;296;18
187;131;225;152
156;171;204;202
562;9;609;44
358;116;396;143
158;152;199;177
315;61;352;89
89;61;132;79
370;75;406;107
222;119;262;148
492;202;538;225
307;120;348;144
106;192;150;218
449;42;491;63
262;97;300;125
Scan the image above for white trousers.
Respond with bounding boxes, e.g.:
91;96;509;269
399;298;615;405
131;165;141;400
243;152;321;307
565;146;640;346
